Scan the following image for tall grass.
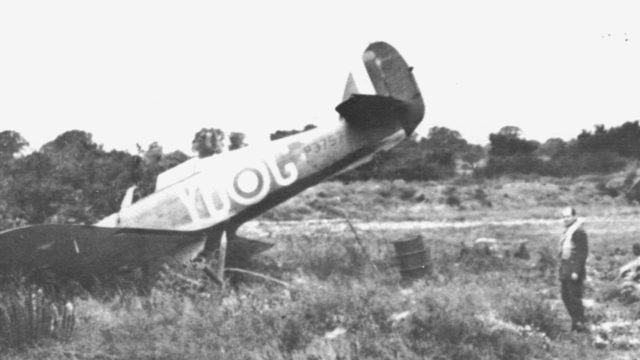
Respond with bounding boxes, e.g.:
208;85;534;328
6;177;640;359
0;285;74;353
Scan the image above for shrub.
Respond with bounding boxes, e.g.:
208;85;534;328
535;246;558;282
599;283;640;305
441;186;462;207
502;291;563;339
473;187;492;207
596;181;620;198
458;247;512;274
479;155;544;178
405;292;533;360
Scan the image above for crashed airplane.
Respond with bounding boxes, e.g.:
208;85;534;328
0;41;425;279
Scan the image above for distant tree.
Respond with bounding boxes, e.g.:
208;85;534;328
0;130;28;163
32;130;144;223
340;127;477;182
41;130;98;157
423;127;468;153
536;138;566;158
480;126;542;176
488;126;539;157
460;144;486;169
88;149;143;218
614;121;640;158
192;128;225;157
136;143;190;197
497;126;522;138
161;150;190;169
0;130;190;225
229;132;247;150
270;124;317;141
5;152;59;223
577;121;640;158
137;143;164;197
422;127;469;168
143;142;163;165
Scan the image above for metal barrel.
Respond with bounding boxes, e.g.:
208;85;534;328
393;235;431;280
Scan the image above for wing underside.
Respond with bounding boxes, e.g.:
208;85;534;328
0;225;204;275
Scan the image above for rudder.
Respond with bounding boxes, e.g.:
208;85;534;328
336;42;425;135
362;42;425;134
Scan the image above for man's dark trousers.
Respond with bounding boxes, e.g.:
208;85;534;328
561;279;585;330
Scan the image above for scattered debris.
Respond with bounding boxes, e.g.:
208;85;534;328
475;238;498;253
633;244;640;257
390;310;411;325
461;238;530;260
513;243;530;260
591;320;640;350
582;298;598;308
324;327;346;339
619;258;640;282
476;312;549;341
612;247;627;256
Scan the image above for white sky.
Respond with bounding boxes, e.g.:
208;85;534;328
1;1;639;154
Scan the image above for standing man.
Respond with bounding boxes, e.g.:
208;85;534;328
558;206;589;332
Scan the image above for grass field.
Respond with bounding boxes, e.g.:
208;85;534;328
3;176;640;359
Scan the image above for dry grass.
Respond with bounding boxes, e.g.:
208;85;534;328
4;176;640;359
262;176;640;222
0;285;74;354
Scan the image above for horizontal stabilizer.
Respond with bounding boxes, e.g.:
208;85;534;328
348;42;424;136
336;94;411;130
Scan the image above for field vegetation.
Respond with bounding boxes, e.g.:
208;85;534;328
1;122;640;358
1;176;639;359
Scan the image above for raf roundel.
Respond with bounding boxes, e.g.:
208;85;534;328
228;163;271;206
236;169;261;195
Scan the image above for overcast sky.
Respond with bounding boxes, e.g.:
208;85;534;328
1;1;639;154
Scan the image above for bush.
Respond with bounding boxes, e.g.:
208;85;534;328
477;151;629;178
458;247;512;274
441;186;462;207
502;291;563;339
473;187;492;207
405;292;533;360
535;246;558;282
479;155;544;178
542;151;628;177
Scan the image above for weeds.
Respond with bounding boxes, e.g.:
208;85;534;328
4;177;640;359
405;290;533;360
0;285;74;353
441;186;462;207
473;187;492;207
535;246;558;282
502;290;563;339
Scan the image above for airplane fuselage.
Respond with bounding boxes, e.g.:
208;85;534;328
0;42;424;276
96;121;406;232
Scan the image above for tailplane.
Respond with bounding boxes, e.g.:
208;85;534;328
336;42;424;135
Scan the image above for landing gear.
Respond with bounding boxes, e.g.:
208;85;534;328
191;222;274;287
198;231;228;288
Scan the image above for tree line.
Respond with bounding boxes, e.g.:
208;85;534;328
337;121;639;181
0;121;637;228
479;122;639;177
0;128;245;229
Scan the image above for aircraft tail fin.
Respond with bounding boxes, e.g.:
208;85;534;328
336;42;424;135
342;73;359;101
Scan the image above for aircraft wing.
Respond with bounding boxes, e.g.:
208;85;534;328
0;224;204;276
